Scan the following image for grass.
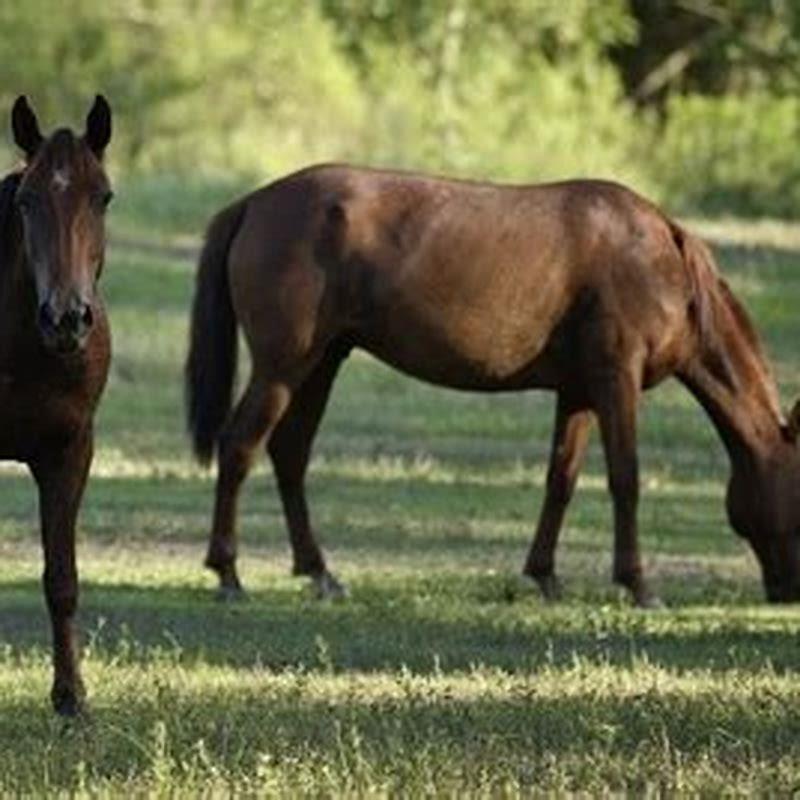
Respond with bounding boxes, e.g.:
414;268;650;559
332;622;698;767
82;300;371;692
1;178;800;793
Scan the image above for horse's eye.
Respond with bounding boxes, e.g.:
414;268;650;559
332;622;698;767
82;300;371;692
97;190;114;210
15;192;37;214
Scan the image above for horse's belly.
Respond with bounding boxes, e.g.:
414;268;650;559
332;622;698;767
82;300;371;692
347;235;574;390
365;347;560;391
356;307;560;390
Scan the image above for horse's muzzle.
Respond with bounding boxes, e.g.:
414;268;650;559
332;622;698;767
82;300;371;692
38;297;94;354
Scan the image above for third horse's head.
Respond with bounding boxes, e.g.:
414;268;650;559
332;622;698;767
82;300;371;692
727;400;800;602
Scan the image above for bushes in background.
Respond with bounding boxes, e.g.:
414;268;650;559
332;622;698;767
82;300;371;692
0;1;798;218
654;93;800;217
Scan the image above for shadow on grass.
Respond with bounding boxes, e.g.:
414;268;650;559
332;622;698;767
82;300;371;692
0;463;731;553
0;574;795;677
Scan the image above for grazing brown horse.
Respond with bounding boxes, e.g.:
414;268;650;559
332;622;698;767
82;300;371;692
187;164;800;607
2;96;112;715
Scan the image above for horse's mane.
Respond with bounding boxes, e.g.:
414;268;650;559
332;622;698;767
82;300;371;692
715;274;784;421
0;170;22;264
674;222;784;424
716;278;765;355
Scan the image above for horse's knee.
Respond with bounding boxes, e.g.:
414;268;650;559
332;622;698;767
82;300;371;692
273;454;305;491
217;431;255;484
546;465;577;506
613;561;642;588
43;574;77;619
607;464;639;510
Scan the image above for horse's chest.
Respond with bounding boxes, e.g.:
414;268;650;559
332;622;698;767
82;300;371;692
0;375;93;460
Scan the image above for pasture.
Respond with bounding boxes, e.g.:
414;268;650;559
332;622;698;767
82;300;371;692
2;180;800;794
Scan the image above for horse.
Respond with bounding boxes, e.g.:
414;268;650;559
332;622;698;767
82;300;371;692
186;164;800;607
1;96;112;715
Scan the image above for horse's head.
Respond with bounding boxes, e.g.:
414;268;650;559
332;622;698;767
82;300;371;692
10;95;112;355
727;402;800;602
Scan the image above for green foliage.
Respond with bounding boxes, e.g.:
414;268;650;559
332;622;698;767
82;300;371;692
342;37;652;192
1;0;798;214
0;2;367;175
654;93;800;217
616;0;800;102
0;1;647;188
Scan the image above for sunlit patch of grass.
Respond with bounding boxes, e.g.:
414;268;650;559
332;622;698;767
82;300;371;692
1;557;800;794
690;217;800;252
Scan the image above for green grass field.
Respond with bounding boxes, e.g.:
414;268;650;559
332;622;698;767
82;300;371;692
1;180;800;794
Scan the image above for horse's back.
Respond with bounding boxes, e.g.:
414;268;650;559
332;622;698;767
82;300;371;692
227;166;699;391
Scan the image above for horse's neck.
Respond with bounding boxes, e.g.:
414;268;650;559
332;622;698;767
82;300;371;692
680;283;785;471
0;237;38;366
0;235;32;303
0;177;33;329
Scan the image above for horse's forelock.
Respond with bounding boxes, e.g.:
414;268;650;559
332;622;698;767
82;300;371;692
28;129;107;194
33;128;81;172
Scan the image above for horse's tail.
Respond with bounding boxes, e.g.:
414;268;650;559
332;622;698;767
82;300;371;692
185;199;247;465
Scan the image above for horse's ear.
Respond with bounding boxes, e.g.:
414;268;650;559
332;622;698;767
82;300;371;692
11;95;43;159
84;94;112;158
782;399;800;444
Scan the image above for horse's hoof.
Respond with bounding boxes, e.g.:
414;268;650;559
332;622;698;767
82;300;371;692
215;584;248;603
206;560;245;602
524;572;562;601
311;571;348;600
51;684;86;718
634;591;665;610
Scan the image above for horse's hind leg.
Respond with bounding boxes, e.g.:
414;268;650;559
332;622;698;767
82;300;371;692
205;378;292;599
590;363;661;608
268;349;346;599
523;393;593;599
31;427;93;716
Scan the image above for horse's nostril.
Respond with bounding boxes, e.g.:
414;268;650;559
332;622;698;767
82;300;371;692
57;303;93;336
38;302;57;333
81;304;93;329
37;298;92;349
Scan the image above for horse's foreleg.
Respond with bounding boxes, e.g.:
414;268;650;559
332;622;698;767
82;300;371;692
205;379;292;599
523;394;593;599
31;427;93;716
268;352;345;599
592;367;660;608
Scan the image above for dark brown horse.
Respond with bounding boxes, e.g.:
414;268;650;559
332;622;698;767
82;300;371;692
186;164;800;607
2;96;112;714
